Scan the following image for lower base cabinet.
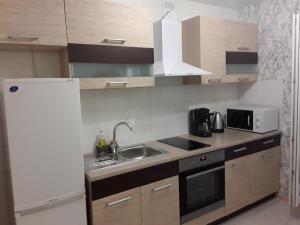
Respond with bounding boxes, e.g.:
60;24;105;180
141;176;180;225
248;147;280;204
91;187;142;225
90;176;180;225
225;146;280;215
225;156;251;215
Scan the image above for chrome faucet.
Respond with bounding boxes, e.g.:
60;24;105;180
111;122;133;159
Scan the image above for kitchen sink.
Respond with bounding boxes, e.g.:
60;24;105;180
118;145;163;160
84;145;167;172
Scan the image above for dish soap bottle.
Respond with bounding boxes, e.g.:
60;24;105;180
95;130;107;156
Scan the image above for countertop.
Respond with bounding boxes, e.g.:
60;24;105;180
85;129;282;182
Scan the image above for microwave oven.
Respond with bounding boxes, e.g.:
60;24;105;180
226;106;279;133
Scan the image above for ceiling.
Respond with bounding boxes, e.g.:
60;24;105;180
187;0;258;10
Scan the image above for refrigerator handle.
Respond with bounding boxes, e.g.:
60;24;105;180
15;192;85;217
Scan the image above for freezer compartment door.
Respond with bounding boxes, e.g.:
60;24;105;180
15;193;87;225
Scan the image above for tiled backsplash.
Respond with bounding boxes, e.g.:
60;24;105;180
81;84;240;154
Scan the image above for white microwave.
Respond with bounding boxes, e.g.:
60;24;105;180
226;106;279;133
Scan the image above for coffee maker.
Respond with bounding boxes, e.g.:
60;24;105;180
189;108;212;137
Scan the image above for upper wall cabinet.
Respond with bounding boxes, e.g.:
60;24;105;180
182;16;226;84
64;0;153;48
0;0;67;47
225;21;258;52
182;16;258;85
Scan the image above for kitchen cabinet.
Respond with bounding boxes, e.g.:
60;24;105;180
91;187;141;225
225;21;258;52
0;0;67;47
141;176;180;225
225;136;280;215
90;176;180;225
65;0;153;48
248;147;280;204
225;156;251;214
182;16;226;84
182;16;258;85
87;162;179;225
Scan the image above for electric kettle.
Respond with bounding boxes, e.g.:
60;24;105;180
211;112;225;133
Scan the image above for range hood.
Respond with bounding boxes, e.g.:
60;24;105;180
153;11;211;76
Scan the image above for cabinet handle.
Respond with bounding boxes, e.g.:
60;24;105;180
238;78;250;82
107;81;129;87
106;196;133;207
8;35;39;41
238;47;250;51
152;183;173;192
233;147;247;153
103;38;127;44
263;139;275;145
208;79;222;84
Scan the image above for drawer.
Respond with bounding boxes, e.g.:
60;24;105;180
254;134;281;152
225;142;254;161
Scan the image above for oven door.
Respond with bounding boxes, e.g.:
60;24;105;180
227;109;253;131
180;164;225;223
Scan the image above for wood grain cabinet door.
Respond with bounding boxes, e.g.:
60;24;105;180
225;156;250;215
92;187;142;225
182;16;226;85
248;147;281;204
0;0;67;46
225;21;258;52
65;0;153;48
141;176;180;225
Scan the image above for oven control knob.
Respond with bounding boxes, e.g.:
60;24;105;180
200;156;207;161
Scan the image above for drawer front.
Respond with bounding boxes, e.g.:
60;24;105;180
254;134;281;152
225;142;254;161
92;187;141;225
225;134;281;161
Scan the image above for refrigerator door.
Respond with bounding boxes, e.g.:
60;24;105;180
2;79;85;209
15;196;86;225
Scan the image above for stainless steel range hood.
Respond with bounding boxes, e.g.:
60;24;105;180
153;11;211;77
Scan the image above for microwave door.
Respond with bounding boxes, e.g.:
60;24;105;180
227;110;253;131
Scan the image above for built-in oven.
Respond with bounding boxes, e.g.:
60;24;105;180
179;150;225;224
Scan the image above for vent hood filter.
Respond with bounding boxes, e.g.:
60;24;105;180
153;12;211;76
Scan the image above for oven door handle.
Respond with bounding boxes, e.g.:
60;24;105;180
186;165;225;180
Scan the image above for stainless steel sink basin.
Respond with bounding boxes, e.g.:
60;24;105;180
84;145;167;172
118;145;163;160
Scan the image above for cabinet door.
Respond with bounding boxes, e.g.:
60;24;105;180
225;156;250;215
65;0;153;48
0;0;67;46
200;17;226;84
182;16;226;85
225;21;258;52
92;187;141;225
248;147;280;203
141;176;180;225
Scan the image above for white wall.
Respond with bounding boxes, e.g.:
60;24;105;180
81;84;239;154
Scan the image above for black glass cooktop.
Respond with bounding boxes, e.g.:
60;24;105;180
158;137;210;151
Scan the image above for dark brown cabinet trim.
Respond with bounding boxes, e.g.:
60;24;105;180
68;44;154;64
226;52;258;64
91;161;178;201
225;134;281;161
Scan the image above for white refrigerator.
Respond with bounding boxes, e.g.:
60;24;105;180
1;79;87;225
